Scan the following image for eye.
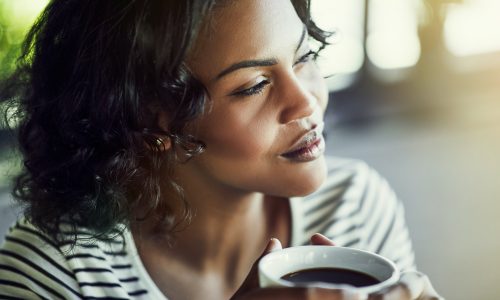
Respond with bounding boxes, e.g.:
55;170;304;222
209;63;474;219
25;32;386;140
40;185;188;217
231;77;271;97
293;50;318;67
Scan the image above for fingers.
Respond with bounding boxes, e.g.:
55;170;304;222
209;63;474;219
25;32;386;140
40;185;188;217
369;284;412;300
265;238;283;253
310;233;336;246
369;271;444;300
238;287;360;300
307;288;365;300
398;271;444;300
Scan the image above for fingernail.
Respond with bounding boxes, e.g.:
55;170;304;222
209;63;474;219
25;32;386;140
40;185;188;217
310;233;336;246
314;233;328;239
268;238;282;252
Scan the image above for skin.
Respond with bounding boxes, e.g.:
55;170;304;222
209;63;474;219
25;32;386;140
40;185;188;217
184;0;328;198
133;1;416;299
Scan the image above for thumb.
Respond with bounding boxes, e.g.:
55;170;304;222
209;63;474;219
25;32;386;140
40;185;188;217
263;238;283;254
231;238;282;299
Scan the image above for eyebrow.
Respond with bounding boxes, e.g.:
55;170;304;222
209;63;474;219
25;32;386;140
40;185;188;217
214;25;308;81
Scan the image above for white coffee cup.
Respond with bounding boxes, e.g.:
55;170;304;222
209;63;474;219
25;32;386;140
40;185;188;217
258;246;400;295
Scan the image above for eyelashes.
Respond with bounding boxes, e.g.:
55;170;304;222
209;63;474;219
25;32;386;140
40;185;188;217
232;78;271;97
293;50;318;66
231;50;319;98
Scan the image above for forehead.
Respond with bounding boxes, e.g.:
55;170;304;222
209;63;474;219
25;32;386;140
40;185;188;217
188;0;304;81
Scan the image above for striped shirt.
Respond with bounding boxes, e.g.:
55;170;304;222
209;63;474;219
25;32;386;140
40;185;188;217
0;157;416;299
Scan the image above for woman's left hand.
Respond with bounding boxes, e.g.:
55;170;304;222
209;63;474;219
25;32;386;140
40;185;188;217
232;233;443;300
311;234;443;300
369;270;443;300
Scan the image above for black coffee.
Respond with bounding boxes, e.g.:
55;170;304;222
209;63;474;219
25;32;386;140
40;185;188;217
281;267;380;287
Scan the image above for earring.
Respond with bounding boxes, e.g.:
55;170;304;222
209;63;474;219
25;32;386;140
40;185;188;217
155;137;167;152
156;137;164;147
153;135;171;151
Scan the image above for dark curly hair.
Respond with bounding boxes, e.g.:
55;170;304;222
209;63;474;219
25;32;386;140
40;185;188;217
0;0;331;245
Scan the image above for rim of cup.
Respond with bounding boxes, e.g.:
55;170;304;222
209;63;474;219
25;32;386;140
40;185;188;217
258;246;400;293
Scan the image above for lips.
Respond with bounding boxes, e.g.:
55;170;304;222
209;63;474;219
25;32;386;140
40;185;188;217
280;124;325;162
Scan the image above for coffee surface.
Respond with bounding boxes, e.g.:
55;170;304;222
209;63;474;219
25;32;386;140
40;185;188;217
281;267;380;287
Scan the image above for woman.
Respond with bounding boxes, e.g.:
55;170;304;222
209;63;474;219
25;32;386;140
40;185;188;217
0;0;441;299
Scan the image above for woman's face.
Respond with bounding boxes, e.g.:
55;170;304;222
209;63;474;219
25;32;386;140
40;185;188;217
182;0;328;197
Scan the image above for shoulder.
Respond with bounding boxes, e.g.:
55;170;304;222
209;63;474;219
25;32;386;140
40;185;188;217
291;157;400;246
309;156;388;205
309;156;402;234
0;218;82;298
0;218;148;299
293;157;416;271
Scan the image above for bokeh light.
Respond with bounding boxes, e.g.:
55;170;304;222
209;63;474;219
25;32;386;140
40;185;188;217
444;0;500;57
366;0;421;70
0;0;49;75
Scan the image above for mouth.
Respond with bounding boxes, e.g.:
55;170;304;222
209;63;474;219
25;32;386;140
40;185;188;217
280;125;325;162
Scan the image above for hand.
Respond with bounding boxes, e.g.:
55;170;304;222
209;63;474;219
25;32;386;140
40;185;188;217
231;234;443;300
231;233;351;300
375;271;443;300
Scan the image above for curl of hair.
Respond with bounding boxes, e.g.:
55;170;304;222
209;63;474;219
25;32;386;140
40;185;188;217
0;0;331;245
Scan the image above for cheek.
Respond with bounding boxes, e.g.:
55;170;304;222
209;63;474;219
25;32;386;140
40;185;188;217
193;105;277;160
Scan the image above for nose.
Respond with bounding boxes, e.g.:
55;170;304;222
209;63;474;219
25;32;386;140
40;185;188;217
278;73;317;124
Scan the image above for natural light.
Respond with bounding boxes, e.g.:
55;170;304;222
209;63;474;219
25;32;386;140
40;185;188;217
310;0;365;76
444;0;500;57
366;0;421;70
0;0;49;38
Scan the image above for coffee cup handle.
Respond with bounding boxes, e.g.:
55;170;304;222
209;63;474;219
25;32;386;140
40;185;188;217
398;270;444;300
353;271;443;300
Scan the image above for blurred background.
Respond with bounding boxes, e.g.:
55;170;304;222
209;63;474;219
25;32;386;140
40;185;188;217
0;0;499;299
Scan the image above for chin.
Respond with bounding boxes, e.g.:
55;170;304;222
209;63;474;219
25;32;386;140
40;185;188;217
277;156;328;197
289;174;326;197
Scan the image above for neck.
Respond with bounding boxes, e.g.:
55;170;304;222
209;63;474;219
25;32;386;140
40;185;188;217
176;191;272;270
131;163;291;295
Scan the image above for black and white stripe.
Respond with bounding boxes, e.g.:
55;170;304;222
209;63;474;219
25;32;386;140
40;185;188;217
0;219;151;299
0;157;416;299
292;157;416;271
